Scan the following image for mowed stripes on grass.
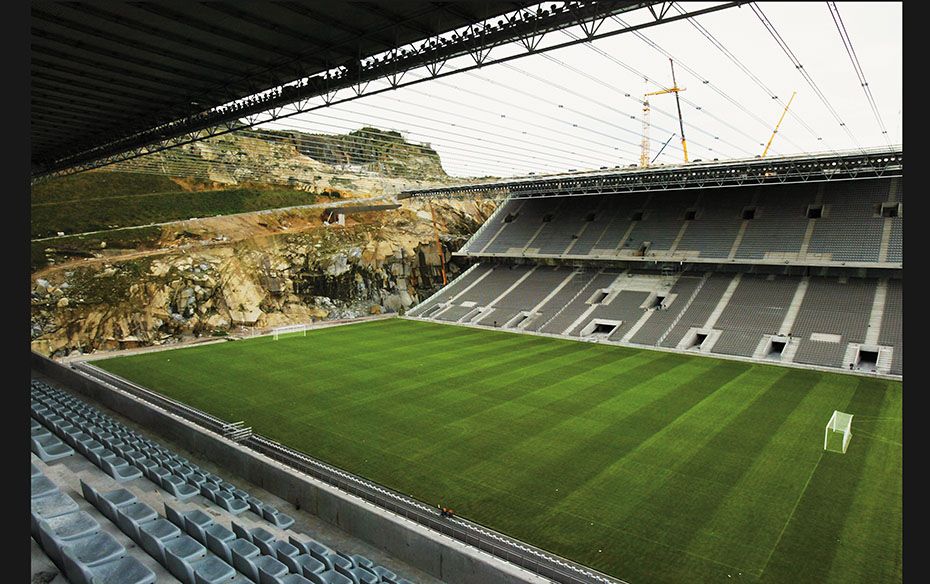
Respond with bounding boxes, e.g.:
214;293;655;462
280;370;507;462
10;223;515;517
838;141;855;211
96;318;902;584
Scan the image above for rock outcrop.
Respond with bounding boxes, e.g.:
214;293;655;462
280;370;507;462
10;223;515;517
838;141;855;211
30;198;495;357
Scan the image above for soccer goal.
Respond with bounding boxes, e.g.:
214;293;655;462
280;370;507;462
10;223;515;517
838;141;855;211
272;323;310;340
824;410;853;453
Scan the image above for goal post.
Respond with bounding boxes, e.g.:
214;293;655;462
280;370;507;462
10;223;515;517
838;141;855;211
271;323;311;340
824;410;853;453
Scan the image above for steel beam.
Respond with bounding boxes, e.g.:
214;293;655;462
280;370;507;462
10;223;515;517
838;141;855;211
37;0;728;179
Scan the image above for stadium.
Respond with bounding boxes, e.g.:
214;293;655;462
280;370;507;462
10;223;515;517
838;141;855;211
30;3;901;584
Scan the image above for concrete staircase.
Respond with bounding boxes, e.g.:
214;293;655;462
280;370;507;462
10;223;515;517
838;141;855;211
535;268;603;332
865;279;888;345
703;273;742;329
656;272;710;346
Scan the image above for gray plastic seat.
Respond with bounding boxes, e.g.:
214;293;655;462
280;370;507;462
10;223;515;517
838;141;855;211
62;532;126;567
255;554;289;584
263;508;295;530
307;570;353;584
231;520;252;542
192;555;237;584
32;433;74;461
31;475;58;499
274;539;300;566
203;472;222;485
285;553;325;578
60;549;156;584
113;444;136;459
87;449;106;467
139;517;182;564
65;431;92;448
96;486;138;521
103;455;144;481
152;465;174;484
184;508;215;544
31;463;42;477
349;555;373;570
163;459;182;474
296;540;335;571
204;523;236;564
80;439;107;457
280;574;314;584
35;511;101;564
164;474;201;500
188;471;208;486
247;496;265;514
32;425;52;438
216;490;250;514
342;566;378;584
165;535;209;582
100;436;125;451
251;526;278;556
79;480;100;507
74;432;98;450
330;554;353;572
201;482;221;502
371;566;397;583
165;502;186;527
230;539;262;582
142;464;161;482
53;421;77;436
116;501;159;541
118;447;145;462
32;491;80;522
136;457;161;473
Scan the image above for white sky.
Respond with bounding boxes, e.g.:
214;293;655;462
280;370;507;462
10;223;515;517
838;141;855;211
261;2;902;178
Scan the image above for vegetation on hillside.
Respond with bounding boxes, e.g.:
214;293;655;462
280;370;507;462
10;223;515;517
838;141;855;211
32;183;317;238
31;171;184;205
31;226;163;272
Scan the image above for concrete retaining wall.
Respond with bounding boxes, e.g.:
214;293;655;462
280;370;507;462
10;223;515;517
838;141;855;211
31;353;547;584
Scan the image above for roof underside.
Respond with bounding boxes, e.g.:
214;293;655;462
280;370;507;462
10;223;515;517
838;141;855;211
31;0;530;170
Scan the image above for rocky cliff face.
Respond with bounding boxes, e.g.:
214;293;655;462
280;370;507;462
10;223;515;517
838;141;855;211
268;127;447;179
110;128;455;195
30;198;494;357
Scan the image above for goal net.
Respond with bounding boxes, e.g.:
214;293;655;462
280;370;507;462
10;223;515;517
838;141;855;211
272;323;310;340
824;410;853;453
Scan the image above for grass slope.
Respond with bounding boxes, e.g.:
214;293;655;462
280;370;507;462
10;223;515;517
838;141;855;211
97;318;902;584
31;171;319;238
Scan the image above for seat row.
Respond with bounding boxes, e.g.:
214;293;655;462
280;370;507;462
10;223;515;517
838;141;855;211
31;463;156;584
80;479;258;584
31;380;296;529
31;416;74;461
223;513;411;584
31;380;417;584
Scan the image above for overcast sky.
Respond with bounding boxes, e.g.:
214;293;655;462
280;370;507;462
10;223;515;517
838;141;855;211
262;2;902;178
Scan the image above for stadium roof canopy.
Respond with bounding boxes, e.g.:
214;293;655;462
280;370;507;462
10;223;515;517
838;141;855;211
31;0;545;175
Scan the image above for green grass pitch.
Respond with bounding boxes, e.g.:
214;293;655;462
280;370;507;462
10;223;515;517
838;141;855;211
97;318;902;584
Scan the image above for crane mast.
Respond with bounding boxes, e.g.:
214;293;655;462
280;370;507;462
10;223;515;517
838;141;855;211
640;59;687;167
761;91;797;158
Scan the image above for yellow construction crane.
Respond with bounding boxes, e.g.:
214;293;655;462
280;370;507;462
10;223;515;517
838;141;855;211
761;91;797;158
640;58;688;168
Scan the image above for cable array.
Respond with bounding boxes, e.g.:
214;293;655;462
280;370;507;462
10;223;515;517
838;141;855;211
93;1;895;182
749;2;864;153
670;2;830;150
826;1;891;147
